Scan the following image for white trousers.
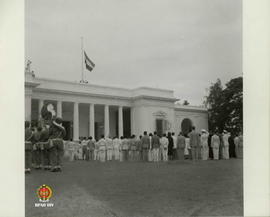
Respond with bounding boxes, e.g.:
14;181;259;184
213;148;219;160
94;149;98;160
201;146;209;160
114;150;120;160
148;150;153;161
162;148;168;161
99;150;106;162
222;146;229;159
107;149;113;161
152;148;159;162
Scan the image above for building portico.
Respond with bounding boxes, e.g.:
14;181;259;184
25;72;208;140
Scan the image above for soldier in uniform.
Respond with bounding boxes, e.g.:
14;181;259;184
49;117;66;172
40;124;51;169
33;126;43;169
25;121;33;173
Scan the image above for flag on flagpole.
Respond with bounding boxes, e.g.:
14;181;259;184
84;51;95;71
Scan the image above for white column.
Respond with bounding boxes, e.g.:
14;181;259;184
38;99;44;119
118;106;123;137
89;104;95;139
104;105;110;137
25;95;32;122
57;101;62;118
73;102;79;141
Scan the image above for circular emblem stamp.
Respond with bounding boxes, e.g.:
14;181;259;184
37;184;53;202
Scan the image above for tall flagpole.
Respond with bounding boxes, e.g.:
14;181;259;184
81;36;84;83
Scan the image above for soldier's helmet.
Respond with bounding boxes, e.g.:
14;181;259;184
55;117;63;124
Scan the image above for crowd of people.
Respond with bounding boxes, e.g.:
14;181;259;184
25;117;243;174
65;126;243;163
25;117;66;173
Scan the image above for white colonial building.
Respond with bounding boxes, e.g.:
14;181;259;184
25;70;208;141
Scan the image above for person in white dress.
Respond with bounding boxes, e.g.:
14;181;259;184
222;130;230;160
200;129;209;160
160;133;169;161
211;132;220;160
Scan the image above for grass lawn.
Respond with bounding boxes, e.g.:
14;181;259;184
26;159;243;217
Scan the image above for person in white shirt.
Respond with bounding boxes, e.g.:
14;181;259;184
172;132;178;160
112;136;121;160
184;135;191;160
200;129;209;160
222;130;230;160
106;137;113;161
160;133;169;161
97;135;107;162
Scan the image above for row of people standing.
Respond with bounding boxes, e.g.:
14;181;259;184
68;127;242;163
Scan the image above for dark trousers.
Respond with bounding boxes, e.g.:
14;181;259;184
142;149;148;161
50;140;64;168
173;148;178;160
41;149;51;167
89;150;94;160
33;149;42;167
191;147;199;160
177;148;184;160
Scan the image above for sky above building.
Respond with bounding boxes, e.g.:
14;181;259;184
25;0;242;105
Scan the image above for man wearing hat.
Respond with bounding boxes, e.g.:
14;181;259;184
49;117;66;172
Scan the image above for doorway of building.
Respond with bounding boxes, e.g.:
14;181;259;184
156;119;164;137
181;118;193;136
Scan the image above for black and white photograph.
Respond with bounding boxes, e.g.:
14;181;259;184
23;0;244;216
2;0;270;217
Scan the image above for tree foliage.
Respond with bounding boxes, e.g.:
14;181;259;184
204;77;243;133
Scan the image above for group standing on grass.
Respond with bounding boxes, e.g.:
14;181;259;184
25;118;243;174
65;126;243;163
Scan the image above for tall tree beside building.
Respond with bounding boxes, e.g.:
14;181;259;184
204;77;243;133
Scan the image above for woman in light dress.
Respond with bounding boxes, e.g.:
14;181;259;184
200;129;209;160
